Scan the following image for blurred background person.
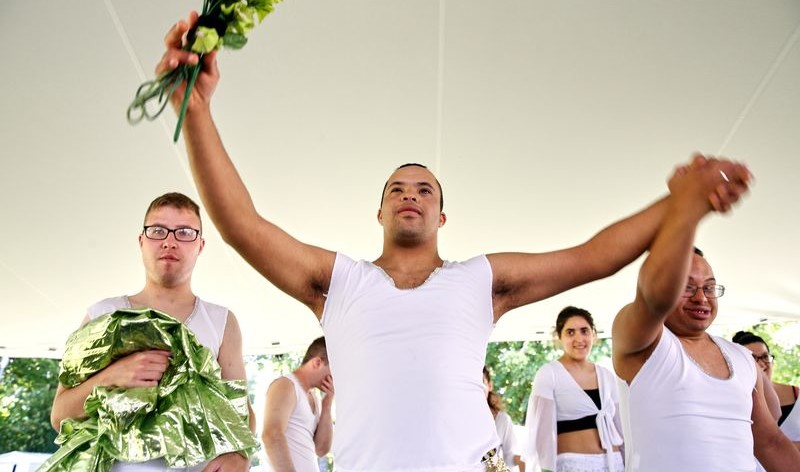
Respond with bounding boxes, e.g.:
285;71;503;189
483;366;525;472
262;337;334;472
733;331;800;458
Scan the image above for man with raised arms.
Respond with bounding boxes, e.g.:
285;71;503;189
156;13;750;472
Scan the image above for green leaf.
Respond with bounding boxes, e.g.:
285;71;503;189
222;33;248;50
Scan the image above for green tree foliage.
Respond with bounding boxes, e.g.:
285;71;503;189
0;357;59;453
485;339;613;425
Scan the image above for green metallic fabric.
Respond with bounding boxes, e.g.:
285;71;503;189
39;309;259;471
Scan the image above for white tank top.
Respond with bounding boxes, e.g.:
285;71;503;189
321;253;498;472
780;396;800;440
87;295;228;358
86;295;229;472
264;374;322;472
622;327;757;471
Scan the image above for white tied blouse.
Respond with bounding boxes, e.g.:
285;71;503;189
525;361;623;472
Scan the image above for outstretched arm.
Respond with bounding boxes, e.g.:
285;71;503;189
489;154;750;321
488;194;667;320
157;14;335;317
611;156;750;382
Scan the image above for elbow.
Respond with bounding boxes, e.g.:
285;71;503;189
315;442;331;457
218;228;241;248
261;426;283;451
642;295;677;318
50;410;62;432
638;274;680;317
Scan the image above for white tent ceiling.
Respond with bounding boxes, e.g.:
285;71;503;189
1;0;798;358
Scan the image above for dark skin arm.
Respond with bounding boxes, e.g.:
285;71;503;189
752;372;800;470
612;156;751;383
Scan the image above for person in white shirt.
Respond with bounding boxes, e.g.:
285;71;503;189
483;366;525;472
733;331;800;470
526;307;623;472
50;192;254;472
262;337;334;472
611;157;799;471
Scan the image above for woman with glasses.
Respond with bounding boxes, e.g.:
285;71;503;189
732;331;800;456
525;306;624;472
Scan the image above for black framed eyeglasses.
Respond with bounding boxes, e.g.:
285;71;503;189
682;284;725;299
143;225;200;242
752;353;774;365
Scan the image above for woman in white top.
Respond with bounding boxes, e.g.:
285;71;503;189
483;366;526;472
732;330;800;468
526;306;623;472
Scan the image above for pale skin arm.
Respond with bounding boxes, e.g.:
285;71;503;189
201;311;255;472
610;157;751;383
158;14;335;318
752;373;800;470
50;314;171;431
215;312;256;433
314;375;334;457
262;378;299;472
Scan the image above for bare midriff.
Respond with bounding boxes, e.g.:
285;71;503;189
556;429;621;455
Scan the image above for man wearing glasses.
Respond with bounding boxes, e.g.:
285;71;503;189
612;161;800;471
50;192;254;471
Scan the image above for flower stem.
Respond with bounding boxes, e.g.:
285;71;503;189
173;63;203;143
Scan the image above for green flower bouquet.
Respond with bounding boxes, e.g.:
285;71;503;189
127;0;283;142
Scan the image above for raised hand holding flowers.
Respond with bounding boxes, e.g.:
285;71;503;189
127;0;282;142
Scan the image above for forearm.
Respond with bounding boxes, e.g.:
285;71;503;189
314;408;334;456
637;195;708;315
760;374;782;421
581;196;668;279
247;402;256;434
50;374;107;430
263;434;297;472
181;107;260;246
755;431;800;471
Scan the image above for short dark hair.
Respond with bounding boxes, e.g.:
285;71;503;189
554;306;596;337
301;336;328;365
732;331;770;351
144;192;202;231
380;163;444;211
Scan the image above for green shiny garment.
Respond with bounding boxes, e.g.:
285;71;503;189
39;309;259;471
